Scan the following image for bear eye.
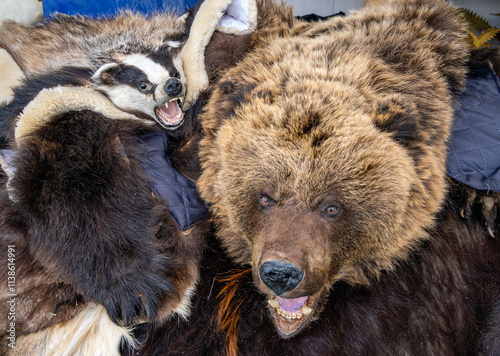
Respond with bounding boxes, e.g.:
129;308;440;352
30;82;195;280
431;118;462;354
320;203;341;218
325;206;338;215
259;195;275;207
138;81;153;93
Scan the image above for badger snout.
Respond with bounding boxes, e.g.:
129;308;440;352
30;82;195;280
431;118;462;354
164;78;182;97
259;260;305;296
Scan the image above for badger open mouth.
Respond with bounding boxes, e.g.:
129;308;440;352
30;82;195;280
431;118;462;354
155;98;184;130
267;294;318;338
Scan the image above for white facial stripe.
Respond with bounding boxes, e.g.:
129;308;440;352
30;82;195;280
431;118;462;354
173;55;186;88
100;85;157;119
122;54;171;85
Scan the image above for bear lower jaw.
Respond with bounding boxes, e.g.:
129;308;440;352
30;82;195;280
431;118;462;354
267;293;319;338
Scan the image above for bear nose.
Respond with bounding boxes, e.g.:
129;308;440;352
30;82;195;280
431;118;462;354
259;260;304;296
164;78;182;96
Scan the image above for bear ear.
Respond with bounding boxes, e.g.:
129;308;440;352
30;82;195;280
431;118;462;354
371;94;419;145
91;63;120;86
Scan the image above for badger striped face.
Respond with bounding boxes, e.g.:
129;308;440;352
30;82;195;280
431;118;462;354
92;51;185;130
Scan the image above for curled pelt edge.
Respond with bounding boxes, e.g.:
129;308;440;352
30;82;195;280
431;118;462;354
14;85;148;142
180;0;257;107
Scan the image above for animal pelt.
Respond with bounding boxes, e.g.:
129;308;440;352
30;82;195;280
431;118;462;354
0;85;211;355
131;0;500;355
0;11;188;77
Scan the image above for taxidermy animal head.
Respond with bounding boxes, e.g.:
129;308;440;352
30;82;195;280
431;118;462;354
92;46;185;130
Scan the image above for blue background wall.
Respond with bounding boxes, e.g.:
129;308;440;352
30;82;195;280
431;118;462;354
43;0;198;17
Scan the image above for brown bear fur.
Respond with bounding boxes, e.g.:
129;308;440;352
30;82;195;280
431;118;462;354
199;0;467;304
134;0;500;354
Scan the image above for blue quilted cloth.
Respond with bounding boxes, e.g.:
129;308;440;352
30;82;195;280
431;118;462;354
138;131;209;230
446;64;500;192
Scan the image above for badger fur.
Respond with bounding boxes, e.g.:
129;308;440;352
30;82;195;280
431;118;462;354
0;11;188;77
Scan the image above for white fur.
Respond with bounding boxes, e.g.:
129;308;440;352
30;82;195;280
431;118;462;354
0;48;24;106
0;0;43;26
166;40;182;48
11;304;135;356
91;62;119;82
94;54;185;120
180;0;257;107
122;54;172;84
175;283;198;319
100;85;159;119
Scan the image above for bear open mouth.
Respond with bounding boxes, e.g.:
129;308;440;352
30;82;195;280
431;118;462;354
155;98;184;130
267;294;318;338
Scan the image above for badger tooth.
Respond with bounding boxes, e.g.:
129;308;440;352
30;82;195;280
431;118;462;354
301;305;312;316
268;298;280;309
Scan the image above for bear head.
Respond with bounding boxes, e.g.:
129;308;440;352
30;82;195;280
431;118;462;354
197;0;468;338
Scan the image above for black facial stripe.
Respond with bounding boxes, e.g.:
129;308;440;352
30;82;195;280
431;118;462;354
113;65;154;93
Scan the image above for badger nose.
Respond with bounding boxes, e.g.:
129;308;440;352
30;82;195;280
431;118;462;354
164;78;182;96
259;260;304;296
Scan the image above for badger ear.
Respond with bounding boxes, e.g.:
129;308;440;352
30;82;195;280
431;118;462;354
91;63;120;85
371;94;419;145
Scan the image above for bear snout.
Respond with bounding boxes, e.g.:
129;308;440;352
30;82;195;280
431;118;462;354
259;260;304;296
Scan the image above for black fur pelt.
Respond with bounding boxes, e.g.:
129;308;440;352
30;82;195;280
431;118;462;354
9;111;178;324
129;183;500;355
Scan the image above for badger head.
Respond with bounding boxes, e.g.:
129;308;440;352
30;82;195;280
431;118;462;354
91;46;186;130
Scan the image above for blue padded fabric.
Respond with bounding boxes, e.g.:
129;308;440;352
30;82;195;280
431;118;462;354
138;131;208;230
446;63;500;192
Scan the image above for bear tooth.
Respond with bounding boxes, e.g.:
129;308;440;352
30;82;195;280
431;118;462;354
292;313;297;319
268;299;280;309
301;305;312;315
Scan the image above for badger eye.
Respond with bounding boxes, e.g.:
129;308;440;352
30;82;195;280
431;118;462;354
259;195;275;207
138;81;152;93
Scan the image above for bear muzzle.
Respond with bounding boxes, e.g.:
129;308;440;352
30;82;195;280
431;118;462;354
259;260;304;295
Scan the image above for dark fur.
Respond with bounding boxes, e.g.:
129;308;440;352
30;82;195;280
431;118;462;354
0;107;209;343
